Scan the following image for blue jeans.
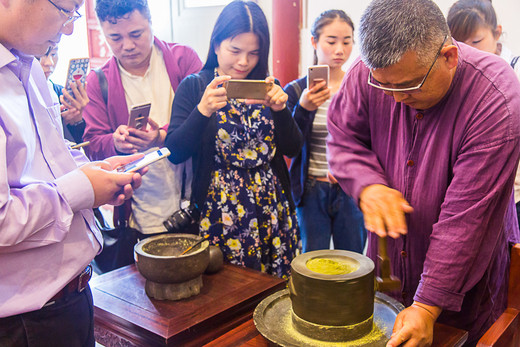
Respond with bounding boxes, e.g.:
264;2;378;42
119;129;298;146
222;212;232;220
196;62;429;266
297;178;367;253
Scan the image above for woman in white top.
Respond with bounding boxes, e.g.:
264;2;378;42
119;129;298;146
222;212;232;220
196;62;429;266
284;10;366;253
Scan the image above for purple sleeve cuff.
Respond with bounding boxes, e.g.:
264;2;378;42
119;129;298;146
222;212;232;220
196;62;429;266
414;280;465;311
55;168;94;212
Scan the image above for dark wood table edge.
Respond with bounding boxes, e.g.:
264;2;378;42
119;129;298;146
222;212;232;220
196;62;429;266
204;317;469;346
92;265;287;346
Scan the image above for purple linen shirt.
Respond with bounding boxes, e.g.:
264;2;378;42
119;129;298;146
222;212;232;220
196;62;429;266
83;37;202;160
327;41;520;342
0;44;101;317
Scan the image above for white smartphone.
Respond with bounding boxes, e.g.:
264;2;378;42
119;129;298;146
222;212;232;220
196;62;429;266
116;147;171;173
307;65;329;90
128;102;151;130
65;58;89;95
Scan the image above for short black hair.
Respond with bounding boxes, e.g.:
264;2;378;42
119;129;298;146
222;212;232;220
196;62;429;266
95;0;151;24
203;1;270;80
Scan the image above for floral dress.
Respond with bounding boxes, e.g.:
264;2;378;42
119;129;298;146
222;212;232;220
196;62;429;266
198;99;300;279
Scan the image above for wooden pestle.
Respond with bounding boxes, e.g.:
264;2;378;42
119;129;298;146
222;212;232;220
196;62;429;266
376;236;401;292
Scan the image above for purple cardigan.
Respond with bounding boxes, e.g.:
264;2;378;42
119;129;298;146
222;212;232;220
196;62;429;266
83;37;202;160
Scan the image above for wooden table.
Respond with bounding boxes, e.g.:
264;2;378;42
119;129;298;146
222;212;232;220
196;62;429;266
91;264;286;347
205;319;468;347
91;264;468;347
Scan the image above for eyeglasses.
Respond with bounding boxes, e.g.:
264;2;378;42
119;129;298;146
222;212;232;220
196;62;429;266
367;35;448;94
47;0;82;26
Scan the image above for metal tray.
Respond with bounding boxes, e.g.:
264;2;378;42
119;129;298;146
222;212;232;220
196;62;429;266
253;289;404;347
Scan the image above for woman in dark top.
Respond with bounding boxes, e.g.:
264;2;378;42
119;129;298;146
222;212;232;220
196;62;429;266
165;0;302;279
38;46;89;144
284;10;366;253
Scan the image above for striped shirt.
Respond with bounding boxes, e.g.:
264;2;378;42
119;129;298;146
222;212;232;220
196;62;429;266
308;98;331;177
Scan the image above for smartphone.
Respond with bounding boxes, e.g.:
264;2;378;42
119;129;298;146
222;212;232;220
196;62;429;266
224;79;274;100
116;147;171;173
307;65;329;90
128;102;151;130
65;58;89;95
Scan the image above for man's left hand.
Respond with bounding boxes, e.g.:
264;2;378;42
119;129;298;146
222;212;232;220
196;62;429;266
126;118;165;152
387;302;441;347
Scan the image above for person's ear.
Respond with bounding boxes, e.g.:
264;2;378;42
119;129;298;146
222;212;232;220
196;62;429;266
494;24;503;40
311;36;317;51
441;45;458;70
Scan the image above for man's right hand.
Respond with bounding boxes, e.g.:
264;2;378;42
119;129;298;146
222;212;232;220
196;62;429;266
359;184;414;238
299;80;330;111
113;124;137;154
79;154;146;207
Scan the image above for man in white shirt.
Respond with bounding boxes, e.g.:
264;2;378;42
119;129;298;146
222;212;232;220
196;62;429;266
83;0;202;237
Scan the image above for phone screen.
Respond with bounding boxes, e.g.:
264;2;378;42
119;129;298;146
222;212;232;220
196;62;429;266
117;148;171;173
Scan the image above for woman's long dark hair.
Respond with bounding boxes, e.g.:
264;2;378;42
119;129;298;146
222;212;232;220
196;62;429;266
202;0;270;79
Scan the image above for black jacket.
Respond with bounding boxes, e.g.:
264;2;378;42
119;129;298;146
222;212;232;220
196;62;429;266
283;76;315;206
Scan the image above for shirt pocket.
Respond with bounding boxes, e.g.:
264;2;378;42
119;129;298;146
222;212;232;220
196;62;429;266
46;104;64;137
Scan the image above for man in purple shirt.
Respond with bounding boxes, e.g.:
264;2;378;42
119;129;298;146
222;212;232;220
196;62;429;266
327;0;520;345
0;0;145;345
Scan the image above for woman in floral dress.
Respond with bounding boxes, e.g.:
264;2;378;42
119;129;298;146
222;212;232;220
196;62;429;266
164;1;302;279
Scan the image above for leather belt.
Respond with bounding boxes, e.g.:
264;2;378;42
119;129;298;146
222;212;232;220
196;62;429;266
46;265;92;305
308;175;337;184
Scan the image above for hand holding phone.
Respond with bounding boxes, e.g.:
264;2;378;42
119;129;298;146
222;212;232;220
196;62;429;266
128;102;151;130
299;65;331;112
116;147;170;173
307;65;329;90
224;79;274;100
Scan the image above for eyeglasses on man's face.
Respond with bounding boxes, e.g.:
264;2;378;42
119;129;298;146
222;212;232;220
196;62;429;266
47;0;82;26
367;35;448;94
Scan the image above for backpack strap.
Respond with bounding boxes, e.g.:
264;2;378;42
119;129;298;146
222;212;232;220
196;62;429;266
94;68;109;105
511;56;520;70
287;79;303;99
